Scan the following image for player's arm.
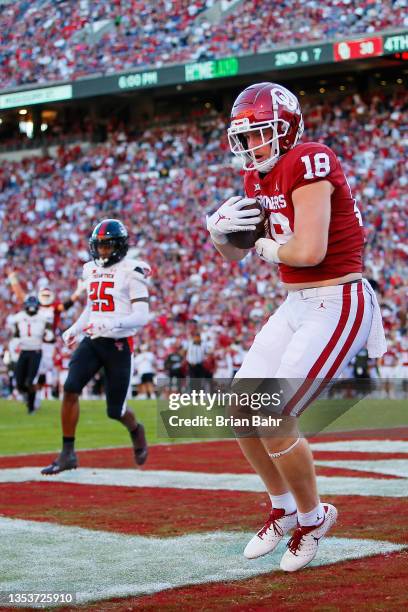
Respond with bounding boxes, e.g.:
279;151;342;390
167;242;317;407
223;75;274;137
61;304;91;346
278;181;332;266
207;196;260;262
7;271;26;304
111;297;150;331
55;279;87;313
256;181;332;266
212;240;250;262
43;322;55;343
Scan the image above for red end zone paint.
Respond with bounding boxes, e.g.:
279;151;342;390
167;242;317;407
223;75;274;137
1;433;407;471
1;482;408;543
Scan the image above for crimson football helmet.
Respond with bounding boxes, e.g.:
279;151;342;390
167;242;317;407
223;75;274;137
38;287;55;306
228;82;304;172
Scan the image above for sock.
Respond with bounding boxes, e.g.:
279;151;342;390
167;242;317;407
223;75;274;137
269;492;297;515
62;436;75;454
298;503;325;527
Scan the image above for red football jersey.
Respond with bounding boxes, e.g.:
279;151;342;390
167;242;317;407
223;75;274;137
244;142;364;283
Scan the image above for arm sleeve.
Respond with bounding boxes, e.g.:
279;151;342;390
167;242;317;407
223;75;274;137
69;304;91;335
114;301;149;331
129;272;149;301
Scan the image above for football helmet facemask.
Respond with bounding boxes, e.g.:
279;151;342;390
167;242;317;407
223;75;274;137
24;295;40;316
89;219;129;267
228;82;304;172
38;287;55;306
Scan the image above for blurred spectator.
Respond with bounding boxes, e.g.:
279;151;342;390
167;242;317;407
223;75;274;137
0;1;406;89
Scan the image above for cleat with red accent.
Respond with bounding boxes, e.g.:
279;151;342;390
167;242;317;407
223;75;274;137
244;508;297;559
280;503;338;572
41;451;78;475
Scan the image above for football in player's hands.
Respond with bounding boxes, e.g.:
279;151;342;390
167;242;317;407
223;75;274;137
227;201;266;249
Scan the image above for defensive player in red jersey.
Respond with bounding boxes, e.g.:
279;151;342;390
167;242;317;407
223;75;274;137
207;82;387;572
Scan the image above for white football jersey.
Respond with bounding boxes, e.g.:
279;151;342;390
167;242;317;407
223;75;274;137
82;256;149;339
13;310;49;350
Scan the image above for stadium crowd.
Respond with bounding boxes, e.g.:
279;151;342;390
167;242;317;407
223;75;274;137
0;86;406;387
0;0;407;89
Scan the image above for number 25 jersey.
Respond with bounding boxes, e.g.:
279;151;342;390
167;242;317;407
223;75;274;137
82;257;149;338
244;142;364;283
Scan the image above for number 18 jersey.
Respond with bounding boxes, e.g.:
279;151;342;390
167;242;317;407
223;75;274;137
82;257;149;338
244;142;364;283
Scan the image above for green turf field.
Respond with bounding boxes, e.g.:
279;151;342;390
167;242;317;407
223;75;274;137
0;398;406;456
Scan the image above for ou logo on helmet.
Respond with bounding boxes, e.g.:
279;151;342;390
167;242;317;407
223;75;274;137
270;86;301;116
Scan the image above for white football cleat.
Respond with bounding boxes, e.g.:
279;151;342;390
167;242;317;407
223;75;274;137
280;503;338;572
244;508;297;559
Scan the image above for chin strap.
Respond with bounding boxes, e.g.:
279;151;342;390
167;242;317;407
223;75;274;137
268;437;300;459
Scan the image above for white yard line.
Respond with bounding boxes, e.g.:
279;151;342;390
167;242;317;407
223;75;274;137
0;467;407;497
315;459;408;478
0;516;405;607
310;440;408;453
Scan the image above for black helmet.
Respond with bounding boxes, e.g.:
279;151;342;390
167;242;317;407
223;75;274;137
24;295;40;316
89;219;129;267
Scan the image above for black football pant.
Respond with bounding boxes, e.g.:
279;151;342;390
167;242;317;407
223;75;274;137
64;336;133;419
15;350;42;413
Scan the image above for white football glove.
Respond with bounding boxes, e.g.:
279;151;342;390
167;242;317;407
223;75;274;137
207;196;263;244
255;238;282;264
83;321;121;339
62;327;78;347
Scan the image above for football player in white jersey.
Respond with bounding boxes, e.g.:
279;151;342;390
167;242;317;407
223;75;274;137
13;295;52;413
42;219;150;475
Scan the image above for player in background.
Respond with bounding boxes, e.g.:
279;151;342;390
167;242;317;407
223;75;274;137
134;345;156;399
7;271;85;401
207;82;387;572
4;313;22;397
13;295;52;413
41;219;150;475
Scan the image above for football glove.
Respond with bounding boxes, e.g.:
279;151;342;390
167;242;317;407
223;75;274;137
255;238;282;264
83;322;115;339
62;327;78;347
207;196;263;244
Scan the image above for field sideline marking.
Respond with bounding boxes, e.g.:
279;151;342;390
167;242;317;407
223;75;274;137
315;459;408;478
0;467;407;497
1;516;405;607
1;437;407;459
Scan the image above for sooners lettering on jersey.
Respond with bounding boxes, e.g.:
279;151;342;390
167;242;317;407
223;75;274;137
244;142;364;283
82;257;148;339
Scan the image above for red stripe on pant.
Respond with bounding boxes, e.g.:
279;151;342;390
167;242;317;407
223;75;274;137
282;283;352;416
296;281;365;415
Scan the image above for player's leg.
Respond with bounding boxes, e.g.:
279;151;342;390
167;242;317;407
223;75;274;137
41;338;102;474
233;301;298;558
26;350;42;413
15;351;29;409
264;282;373;571
102;338;148;466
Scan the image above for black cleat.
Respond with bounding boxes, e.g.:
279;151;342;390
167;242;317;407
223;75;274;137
131;423;148;466
41;451;78;475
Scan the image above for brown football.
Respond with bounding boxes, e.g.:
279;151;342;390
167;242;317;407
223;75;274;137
226;201;266;249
